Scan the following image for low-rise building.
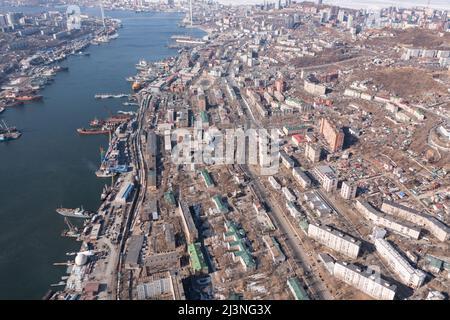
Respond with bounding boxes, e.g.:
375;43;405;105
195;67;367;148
282;187;297;202
287;277;310;300
188;242;208;273
292;167;311;189
262;235;286;264
381;201;450;242
307;223;361;259
355;200;421;239
333;261;397;300
223;221;256;271
279;150;296;169
178;199;198;244
375;238;426;289
268;176;281;190
313;165;338;193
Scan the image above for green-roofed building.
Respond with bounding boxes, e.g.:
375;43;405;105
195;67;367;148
164;191;176;206
229;292;244;300
212;195;229;214
201;169;214;188
283;124;309;136
287;277;310;300
188;242;208;273
298;218;309;233
200;111;209;124
223;221;256;271
443;261;450;272
285;97;303;108
425;255;444;273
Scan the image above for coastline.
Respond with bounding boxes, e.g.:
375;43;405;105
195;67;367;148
48;11;207;299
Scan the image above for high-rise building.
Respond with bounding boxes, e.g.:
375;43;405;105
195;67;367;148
197;95;206;111
347;15;354;28
319;118;345;152
337;10;345;23
6;12;23;28
274;78;285;93
275;0;282;10
305;143;321;163
341;181;357;200
0;14;8;29
320;10;328;23
285;15;295;29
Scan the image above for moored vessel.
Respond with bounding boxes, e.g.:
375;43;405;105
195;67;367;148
56;207;93;219
15;95;43;102
77;127;111;135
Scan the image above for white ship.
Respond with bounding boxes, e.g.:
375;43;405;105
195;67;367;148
136;59;149;70
56;207;93;219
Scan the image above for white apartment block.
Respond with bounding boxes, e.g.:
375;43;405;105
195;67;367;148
341;181;357;200
280;150;296;169
307;224;361;259
292;167;311;189
282;187;296;202
268;176;282;190
262;235;286;264
355;200;421;239
333;261;397;300
313;165;338;193
381;201;450;242
323;172;338;193
305;143;320;163
374;238;426;289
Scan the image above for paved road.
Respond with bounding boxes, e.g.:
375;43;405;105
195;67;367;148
240;164;333;300
229;73;333;299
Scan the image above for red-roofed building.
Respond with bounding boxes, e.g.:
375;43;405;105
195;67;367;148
292;134;305;146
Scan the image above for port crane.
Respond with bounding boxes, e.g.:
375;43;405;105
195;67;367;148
0;120;16;133
61;217;80;239
99;0;106;29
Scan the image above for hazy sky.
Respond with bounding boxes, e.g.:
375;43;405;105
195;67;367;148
216;0;450;10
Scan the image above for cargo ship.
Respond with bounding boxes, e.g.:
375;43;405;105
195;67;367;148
106;114;132;124
136;59;149;70
95;93;130;99
95;169;116;178
56;207;93;219
77;127;111;135
123;102;139;106
15;95;43;102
